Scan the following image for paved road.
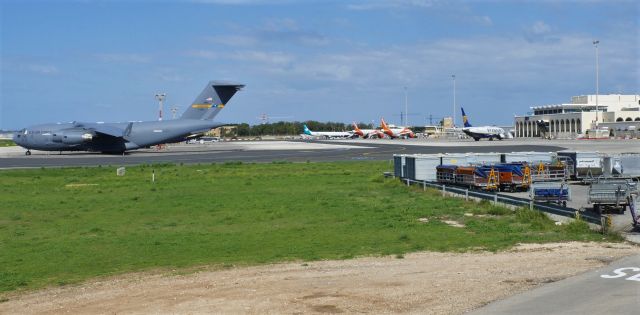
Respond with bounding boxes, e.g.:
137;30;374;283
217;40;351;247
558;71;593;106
0;141;564;168
471;254;640;315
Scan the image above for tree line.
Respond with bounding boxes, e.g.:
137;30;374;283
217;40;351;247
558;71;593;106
233;121;375;137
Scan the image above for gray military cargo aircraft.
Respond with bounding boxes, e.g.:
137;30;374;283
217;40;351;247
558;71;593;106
13;81;244;155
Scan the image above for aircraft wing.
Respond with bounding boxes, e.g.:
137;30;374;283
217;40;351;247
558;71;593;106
74;122;132;138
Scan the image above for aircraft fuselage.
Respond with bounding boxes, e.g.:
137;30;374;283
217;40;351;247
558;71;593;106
13;119;221;153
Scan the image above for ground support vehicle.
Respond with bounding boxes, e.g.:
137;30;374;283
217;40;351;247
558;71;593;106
530;162;567;182
530;181;571;207
436;165;497;191
557;151;603;180
455;166;498;191
436;165;457;184
629;194;639;227
588;179;637;214
479;163;530;192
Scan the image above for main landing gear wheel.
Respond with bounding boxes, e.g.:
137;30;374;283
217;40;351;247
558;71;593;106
25;150;31;156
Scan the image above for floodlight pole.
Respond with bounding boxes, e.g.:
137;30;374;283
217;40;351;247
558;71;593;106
593;40;600;125
404;86;408;126
452;74;456;127
170;105;179;119
155;93;166;121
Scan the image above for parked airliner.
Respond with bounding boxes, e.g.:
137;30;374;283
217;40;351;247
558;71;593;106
352;122;384;139
380;118;415;139
302;124;355;139
460;107;510;141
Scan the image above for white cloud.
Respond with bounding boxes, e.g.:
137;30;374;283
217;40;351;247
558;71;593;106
530;21;551;35
255;18;329;46
231;50;294;65
94;53;151;63
347;0;438;10
216;29;636;125
201;18;329;48
206;35;259;47
474;15;493;26
185;50;218;59
159;74;186;82
189;0;294;4
26;64;59;74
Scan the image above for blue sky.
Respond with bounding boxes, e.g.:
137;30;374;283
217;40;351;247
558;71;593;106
1;0;638;129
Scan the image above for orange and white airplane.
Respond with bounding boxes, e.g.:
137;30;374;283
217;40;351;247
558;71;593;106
352;122;385;139
380;118;415;139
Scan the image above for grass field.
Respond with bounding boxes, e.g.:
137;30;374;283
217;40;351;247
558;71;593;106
0;140;15;147
0;161;618;293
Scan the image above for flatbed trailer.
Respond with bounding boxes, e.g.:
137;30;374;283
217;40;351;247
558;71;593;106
436;165;497;191
480;163;530;192
455;166;498;191
588;179;637;214
436;165;457;184
530;181;571;207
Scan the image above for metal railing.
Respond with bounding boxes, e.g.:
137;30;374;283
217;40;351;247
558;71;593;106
397;177;602;225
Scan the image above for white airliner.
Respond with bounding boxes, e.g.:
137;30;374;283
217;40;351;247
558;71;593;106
380;118;415;139
302;124;355;139
352;122;385;139
460;107;511;141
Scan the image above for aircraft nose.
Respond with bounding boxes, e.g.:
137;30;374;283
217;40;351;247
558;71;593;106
12;132;21;144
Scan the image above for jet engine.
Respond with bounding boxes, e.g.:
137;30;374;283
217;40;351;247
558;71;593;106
53;129;95;144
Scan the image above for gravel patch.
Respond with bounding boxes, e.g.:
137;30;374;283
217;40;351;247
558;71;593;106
1;242;637;315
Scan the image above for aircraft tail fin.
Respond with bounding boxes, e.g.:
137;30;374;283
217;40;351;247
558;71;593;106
461;107;472;127
180;81;244;120
303;124;313;135
380;118;390;131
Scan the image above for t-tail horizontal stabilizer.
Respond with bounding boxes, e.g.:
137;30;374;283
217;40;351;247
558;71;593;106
181;81;245;120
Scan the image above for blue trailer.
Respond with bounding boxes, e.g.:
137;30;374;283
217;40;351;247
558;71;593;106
530;182;571;207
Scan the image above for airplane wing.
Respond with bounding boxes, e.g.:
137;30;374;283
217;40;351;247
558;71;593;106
74;122;132;138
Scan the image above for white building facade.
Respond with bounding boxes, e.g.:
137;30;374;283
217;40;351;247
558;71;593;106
514;94;640;138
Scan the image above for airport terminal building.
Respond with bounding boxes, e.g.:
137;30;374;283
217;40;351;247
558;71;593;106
514;94;640;138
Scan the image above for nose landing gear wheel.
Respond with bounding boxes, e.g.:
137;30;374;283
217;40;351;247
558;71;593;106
25;150;31;156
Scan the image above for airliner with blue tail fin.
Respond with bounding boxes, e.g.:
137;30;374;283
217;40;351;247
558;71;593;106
460;107;510;141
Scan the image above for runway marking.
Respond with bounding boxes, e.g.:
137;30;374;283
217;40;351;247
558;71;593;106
362;145;406;156
600;267;640;281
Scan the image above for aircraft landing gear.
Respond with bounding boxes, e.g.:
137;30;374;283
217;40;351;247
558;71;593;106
25;150;31;156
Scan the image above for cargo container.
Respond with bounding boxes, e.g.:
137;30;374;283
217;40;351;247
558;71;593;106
557;151;603;179
441;153;470;166
393;155;404;178
502;152;554;165
619;153;640;178
405;156;416;180
467;153;502;165
414;154;442;181
602;156;623;177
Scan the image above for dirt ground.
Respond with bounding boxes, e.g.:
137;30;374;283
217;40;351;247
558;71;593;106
2;242;638;315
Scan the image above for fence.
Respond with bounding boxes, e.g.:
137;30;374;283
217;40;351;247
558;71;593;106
397;177;602;226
